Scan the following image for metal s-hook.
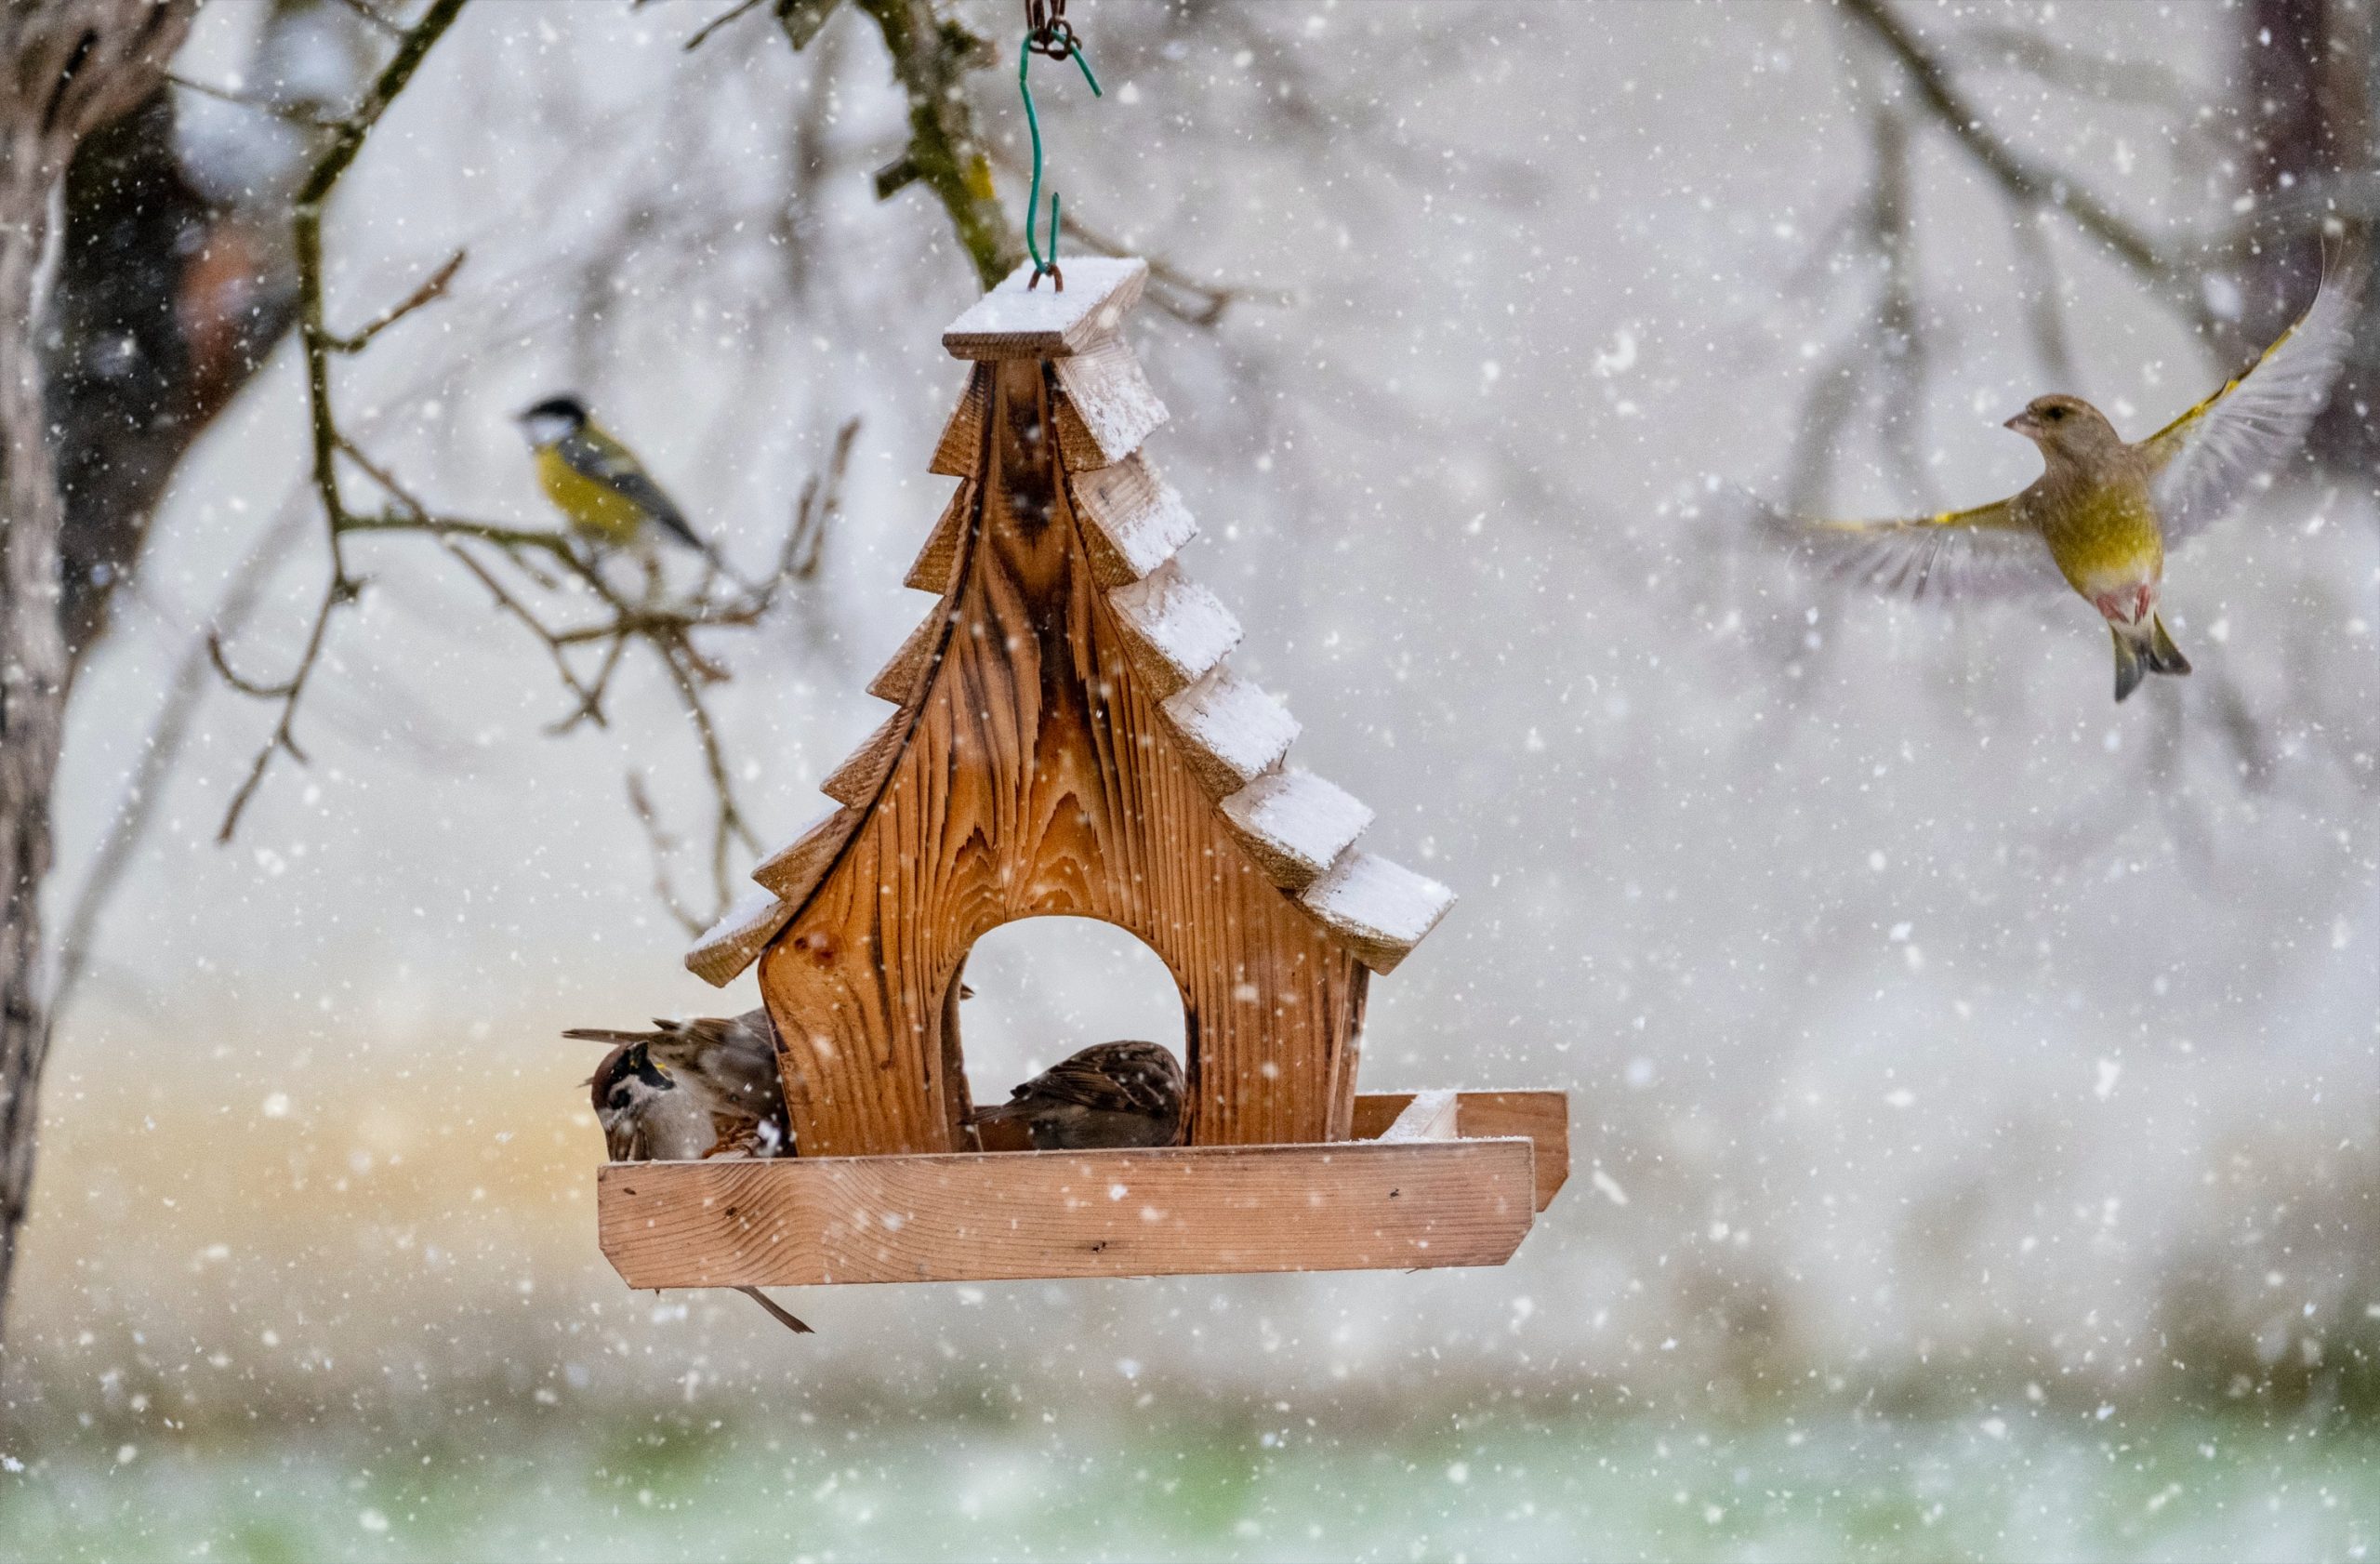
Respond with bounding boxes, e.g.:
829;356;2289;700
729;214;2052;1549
1019;0;1101;291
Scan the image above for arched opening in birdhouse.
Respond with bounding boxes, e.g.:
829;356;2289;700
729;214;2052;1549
952;915;1190;1149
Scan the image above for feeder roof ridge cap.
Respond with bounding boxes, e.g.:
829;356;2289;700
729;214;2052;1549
942;257;1149;361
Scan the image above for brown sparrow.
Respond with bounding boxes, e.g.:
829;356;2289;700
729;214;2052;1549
973;1040;1186;1151
572;1008;791;1160
575;1010;810;1334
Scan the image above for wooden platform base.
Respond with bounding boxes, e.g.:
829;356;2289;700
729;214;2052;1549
597;1089;1567;1289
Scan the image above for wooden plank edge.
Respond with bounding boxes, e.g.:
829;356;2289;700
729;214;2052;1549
596;1136;1534;1288
1052;336;1169;471
750;804;861;900
1376;1089;1460;1143
904;481;972;594
818;708;908;809
866;603;951;704
928;364;991;476
1070;454;1197;589
1158;668;1299;801
1107;559;1240;699
1218;769;1374;893
682;886;797;987
1352;1089;1568;1212
1299;850;1456;975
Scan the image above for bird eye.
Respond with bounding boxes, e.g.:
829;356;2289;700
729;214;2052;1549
2044;406;2067;421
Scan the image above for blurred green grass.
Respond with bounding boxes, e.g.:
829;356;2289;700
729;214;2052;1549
5;1403;2375;1561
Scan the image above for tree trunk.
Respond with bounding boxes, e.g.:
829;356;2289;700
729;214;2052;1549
46;85;298;682
2233;0;2376;468
0;0;192;1339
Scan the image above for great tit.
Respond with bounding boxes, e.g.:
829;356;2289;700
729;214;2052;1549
516;394;707;555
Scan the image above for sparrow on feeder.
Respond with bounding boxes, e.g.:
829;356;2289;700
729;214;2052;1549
974;1040;1186;1151
574;1009;791;1160
578;1010;809;1334
1761;236;2365;702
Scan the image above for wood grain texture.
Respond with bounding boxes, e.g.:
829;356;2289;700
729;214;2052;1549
1070;453;1197;588
758;359;1369;1155
598;1135;1533;1287
929;365;990;477
904;481;972;593
941;258;1147;361
1350;1090;1569;1212
1051;332;1169;470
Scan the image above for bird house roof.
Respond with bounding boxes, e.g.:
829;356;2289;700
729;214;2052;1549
688;258;1454;992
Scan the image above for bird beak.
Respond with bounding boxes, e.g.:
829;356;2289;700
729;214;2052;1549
2003;411;2041;438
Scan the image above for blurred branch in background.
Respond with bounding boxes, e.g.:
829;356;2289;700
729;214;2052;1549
1838;0;2179;296
203;0;851;935
983;139;1289;327
52;503;313;1020
842;0;1018;290
208;0;470;840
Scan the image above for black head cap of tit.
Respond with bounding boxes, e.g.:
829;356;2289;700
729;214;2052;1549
518;394;588;425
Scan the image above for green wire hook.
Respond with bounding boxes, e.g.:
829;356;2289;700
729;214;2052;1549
1019;22;1100;289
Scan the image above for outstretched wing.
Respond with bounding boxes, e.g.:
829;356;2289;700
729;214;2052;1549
557;428;705;550
1758;493;2066;603
2143;240;2367;543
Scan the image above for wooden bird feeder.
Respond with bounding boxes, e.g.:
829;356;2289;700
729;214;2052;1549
597;259;1568;1289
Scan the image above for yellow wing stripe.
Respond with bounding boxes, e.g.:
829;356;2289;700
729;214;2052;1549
2143;313;2303;453
1808;498;2020;535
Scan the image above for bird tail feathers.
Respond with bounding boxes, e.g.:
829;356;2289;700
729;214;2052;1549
2111;616;2191;702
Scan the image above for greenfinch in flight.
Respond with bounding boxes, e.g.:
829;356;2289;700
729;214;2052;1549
1766;240;2366;702
516;393;707;555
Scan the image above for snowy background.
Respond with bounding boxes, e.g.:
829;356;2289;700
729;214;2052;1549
5;2;2376;1557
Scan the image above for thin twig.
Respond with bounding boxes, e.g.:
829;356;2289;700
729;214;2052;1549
777;417;858;581
327;247;466;353
683;0;769;52
1951;24;2208;115
1839;0;2178;292
626;774;706;935
53;502;312;1017
206;633;299;699
165;73;346;129
983;145;1286;327
328;0;404;39
219;0;470;839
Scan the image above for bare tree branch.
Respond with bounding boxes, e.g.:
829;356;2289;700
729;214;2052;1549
843;0;1016;289
683;0;770;53
1839;0;2188;300
326;245;465;352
